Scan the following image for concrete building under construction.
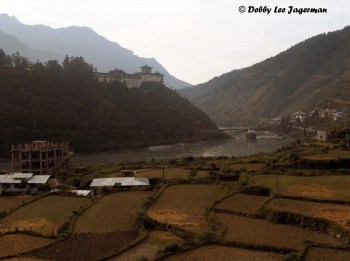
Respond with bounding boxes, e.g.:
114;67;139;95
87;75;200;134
11;141;73;175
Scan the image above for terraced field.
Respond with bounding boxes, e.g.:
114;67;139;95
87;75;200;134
304;247;350;260
165;245;285;261
27;231;136;261
110;230;184;260
25;191;150;261
217;213;341;250
0;195;34;213
0;196;90;236
215;194;269;214
252;175;350;200
229;163;266;172
0;234;54;258
74;191;149;233
268;198;350;228
147;184;224;232
135;168;208;179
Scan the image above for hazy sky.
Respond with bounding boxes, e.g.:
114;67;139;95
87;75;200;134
1;0;349;84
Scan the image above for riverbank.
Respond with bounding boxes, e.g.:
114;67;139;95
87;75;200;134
0;131;292;171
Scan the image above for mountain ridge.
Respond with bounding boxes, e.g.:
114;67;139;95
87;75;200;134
0;13;190;88
180;26;350;124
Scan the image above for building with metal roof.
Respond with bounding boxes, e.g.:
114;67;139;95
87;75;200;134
0;173;51;195
90;177;149;188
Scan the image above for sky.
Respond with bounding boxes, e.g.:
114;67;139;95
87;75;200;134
1;0;349;84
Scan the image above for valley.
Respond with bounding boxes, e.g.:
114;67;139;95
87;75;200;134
0;140;350;260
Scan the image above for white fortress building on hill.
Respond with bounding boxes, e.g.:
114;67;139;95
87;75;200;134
93;65;164;88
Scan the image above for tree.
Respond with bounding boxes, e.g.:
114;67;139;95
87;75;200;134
62;56;93;80
45;60;62;74
12;51;22;69
33;60;45;71
0;48;6;66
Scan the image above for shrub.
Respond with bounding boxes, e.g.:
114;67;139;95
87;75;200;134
241;186;271;196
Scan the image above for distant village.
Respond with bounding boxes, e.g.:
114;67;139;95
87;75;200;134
268;108;346;141
93;65;164;88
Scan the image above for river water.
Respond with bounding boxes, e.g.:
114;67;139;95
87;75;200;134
0;131;291;170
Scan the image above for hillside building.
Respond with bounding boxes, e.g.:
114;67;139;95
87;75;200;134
93;65;164;88
11;141;73;175
291;111;309;122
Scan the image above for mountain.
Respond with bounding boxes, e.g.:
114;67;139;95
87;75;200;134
0;29;63;63
0;13;191;89
0;64;224;157
180;27;350;125
179;69;245;102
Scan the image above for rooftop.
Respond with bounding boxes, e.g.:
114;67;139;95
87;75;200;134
90;177;149;187
0;173;50;184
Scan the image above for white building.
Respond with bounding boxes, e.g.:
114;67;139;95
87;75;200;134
94;65;164;88
0;173;50;195
291;111;309;122
90;177;150;188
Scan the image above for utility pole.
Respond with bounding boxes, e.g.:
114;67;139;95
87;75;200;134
346;130;350;151
275;168;281;207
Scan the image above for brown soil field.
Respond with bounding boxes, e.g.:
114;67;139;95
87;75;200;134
74;191;149;233
268;198;350;228
165;245;285;261
27;231;136;261
252;175;350;200
0;196;90;236
0;195;35;213
217;213;341;250
110;230;184;260
215;194;269;214
230;163;266;172
135;168;208;179
0;234;54;258
2;257;49;261
304;247;350;261
147;184;224;232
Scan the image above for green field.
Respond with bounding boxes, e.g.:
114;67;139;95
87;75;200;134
0;196;90;236
147;184;225;232
74;191;149;233
251;175;350;200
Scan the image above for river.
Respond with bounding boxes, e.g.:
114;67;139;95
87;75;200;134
0;130;291;170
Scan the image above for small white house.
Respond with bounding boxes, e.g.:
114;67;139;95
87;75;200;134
292;111;309;122
90;177;150;188
0;173;50;195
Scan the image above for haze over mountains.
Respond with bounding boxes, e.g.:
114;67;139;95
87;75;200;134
180;27;350;125
0;13;190;89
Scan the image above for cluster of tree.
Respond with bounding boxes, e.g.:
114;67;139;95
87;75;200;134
0;48;93;80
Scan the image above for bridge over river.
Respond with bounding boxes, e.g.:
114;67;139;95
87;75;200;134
218;127;249;131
